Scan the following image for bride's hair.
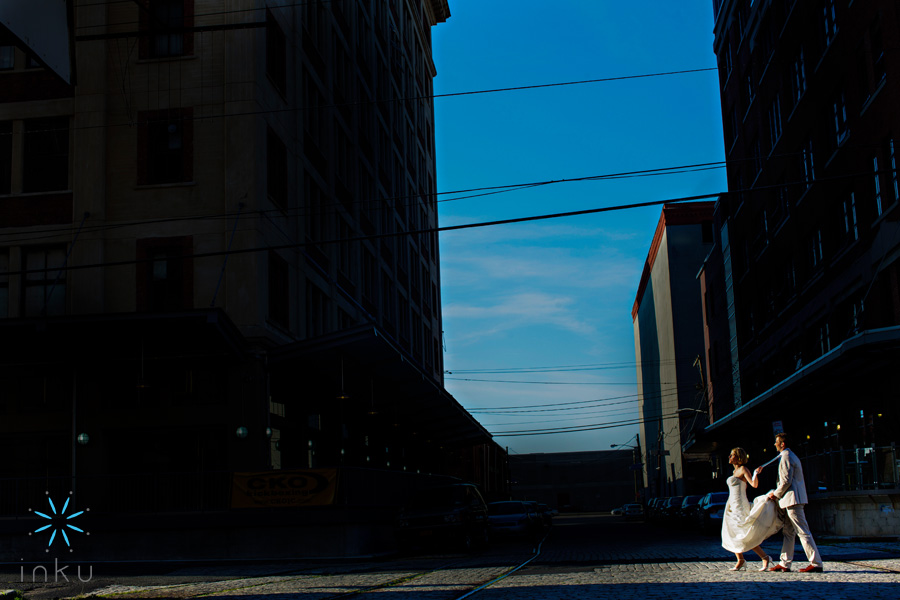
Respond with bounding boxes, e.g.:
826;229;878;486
730;447;748;466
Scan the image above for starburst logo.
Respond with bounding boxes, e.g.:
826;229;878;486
29;491;90;552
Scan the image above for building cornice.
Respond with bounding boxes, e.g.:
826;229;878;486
428;0;451;24
631;202;715;320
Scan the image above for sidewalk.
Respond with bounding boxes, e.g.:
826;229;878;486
2;534;899;599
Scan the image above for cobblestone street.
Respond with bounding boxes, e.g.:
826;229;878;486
3;514;899;599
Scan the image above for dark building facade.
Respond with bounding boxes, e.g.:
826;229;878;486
508;451;636;513
697;0;900;535
633;203;715;498
0;0;506;558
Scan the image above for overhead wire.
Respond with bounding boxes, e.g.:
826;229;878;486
0;159;730;244
490;410;695;437
1;169;889;277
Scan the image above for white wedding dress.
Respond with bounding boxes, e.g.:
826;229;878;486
721;475;783;553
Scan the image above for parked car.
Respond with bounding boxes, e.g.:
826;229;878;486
678;495;704;524
487;501;541;537
660;496;684;521
536;503;556;526
611;506;624;516
647;497;666;522
623;503;644;520
697;491;729;533
395;483;490;551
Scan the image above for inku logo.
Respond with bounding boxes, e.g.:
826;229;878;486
28;491;90;552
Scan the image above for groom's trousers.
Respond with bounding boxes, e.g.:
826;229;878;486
780;504;823;568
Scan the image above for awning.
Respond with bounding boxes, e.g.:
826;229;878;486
0;308;248;365
268;325;492;447
687;326;900;453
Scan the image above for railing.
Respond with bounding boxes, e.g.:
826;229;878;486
801;444;900;494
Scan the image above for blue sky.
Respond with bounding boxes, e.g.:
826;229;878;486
432;2;728;455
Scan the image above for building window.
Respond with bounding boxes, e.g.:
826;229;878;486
381;270;396;331
873;138;900;216
851;299;865;334
23;246;67;316
818;322;831;356
767;95;782;150
267;126;287;211
0;250;8;318
823;0;837;48
398;295;410;345
0;121;10;194
745;73;755;108
0;45;13;70
832;91;849;147
23;117;69;193
138;108;193;185
889;139;899;205
140;0;194;59
362;249;376;308
306;281;328;337
810;229;824;268
869;17;886;87
752;138;762;180
338;217;353;278
268;251;289;329
791;48;806;105
266;10;286;96
802;139;815;188
304;174;328;265
722;42;732;82
842;193;858;242
424;324;433;370
136;237;193;312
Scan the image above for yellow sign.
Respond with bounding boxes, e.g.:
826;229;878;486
231;469;337;508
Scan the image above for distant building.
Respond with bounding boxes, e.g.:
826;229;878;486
0;0;505;556
697;0;900;536
508;450;635;512
632;202;715;498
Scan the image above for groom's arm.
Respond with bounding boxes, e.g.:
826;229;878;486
770;453;792;500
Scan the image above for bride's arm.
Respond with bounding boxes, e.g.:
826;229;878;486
742;466;760;488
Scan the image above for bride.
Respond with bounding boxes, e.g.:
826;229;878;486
721;447;783;570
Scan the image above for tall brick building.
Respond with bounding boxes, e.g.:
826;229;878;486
0;1;504;548
695;0;900;535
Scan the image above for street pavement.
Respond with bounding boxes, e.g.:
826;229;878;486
2;513;899;599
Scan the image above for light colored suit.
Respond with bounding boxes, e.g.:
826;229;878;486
773;448;822;569
773;448;808;507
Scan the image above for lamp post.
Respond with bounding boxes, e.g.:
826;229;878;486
611;433;643;503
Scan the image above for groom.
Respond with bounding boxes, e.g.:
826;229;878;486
755;432;824;573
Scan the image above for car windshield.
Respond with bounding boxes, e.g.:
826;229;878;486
710;492;728;503
408;486;467;509
488;502;526;515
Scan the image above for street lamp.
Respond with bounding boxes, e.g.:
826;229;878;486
611;436;643;503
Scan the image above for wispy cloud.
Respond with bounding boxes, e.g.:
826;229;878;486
444;291;595;340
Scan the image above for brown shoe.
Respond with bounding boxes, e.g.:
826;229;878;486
798;564;824;573
768;564;791;572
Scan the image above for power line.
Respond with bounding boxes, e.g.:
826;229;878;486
446;359;679;374
490;410;686;437
467;387;693;415
446;378;646;385
466;390;673;411
481;406;639;428
0;159;730;244
1;169;882;277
